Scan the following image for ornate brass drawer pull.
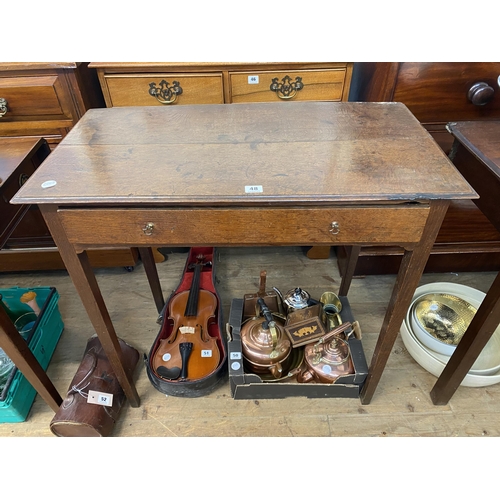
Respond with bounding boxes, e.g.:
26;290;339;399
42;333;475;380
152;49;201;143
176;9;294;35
142;222;155;235
270;75;304;100
329;221;340;235
148;80;183;105
0;98;8;117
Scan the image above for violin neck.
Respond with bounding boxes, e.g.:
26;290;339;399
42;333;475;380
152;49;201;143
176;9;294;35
184;262;202;317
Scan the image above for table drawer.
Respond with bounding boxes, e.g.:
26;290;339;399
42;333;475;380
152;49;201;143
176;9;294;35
102;73;224;106
58;205;430;247
229;69;348;103
0;75;73;122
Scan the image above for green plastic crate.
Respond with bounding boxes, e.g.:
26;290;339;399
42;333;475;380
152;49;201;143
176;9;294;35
0;287;64;423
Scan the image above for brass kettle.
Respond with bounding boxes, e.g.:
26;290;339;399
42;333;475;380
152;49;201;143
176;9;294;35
297;322;354;384
240;298;292;379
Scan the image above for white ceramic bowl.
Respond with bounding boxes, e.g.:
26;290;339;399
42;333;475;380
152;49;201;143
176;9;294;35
402;282;500;380
400;316;500;387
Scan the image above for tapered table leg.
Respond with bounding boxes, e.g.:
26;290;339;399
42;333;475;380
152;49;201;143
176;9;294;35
137;247;164;314
0;307;62;412
339;246;361;296
360;201;449;404
41;206;140;407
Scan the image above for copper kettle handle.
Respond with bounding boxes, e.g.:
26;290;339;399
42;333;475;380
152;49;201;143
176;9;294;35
257;297;279;354
314;322;352;346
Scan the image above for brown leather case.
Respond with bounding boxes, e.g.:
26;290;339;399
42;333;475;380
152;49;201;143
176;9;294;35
49;335;139;437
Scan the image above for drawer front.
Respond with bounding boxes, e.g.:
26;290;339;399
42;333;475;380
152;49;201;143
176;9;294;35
0;160;35;243
103;73;224;106
58;205;430;247
393;62;500;124
0;75;73;121
229;69;348;103
0;125;65;147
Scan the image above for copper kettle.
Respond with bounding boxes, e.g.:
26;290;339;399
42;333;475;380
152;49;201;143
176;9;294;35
297;322;354;384
240;298;292;379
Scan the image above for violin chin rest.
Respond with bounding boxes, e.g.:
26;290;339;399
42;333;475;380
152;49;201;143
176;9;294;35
156;365;182;380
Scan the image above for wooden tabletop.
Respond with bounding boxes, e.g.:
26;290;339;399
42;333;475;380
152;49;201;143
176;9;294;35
12;102;476;206
447;121;500;180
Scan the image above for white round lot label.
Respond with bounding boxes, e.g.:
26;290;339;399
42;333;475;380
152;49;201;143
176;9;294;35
41;180;57;189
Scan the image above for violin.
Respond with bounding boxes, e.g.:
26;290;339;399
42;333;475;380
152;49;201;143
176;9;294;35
152;254;220;381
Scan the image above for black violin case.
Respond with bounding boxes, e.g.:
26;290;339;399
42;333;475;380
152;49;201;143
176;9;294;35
145;247;227;397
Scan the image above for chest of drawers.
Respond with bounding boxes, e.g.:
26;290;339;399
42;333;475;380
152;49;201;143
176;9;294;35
90;62;353;106
339;62;500;275
0;63;105;148
0;63;139;271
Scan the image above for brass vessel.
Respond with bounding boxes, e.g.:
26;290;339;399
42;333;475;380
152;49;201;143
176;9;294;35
413;293;477;345
319;291;343;330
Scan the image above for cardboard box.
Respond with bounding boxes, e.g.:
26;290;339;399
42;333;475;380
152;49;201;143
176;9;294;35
0;287;64;422
227;296;368;399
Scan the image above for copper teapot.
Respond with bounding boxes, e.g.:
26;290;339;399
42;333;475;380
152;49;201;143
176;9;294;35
297;322;354;384
240;298;292;379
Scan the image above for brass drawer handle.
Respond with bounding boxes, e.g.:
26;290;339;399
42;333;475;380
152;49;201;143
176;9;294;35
142;222;155;235
148;80;183;105
0;98;8;117
270;75;304;100
329;221;340;235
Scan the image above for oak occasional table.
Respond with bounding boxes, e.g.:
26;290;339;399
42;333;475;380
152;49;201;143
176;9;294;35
431;121;500;404
11;102;475;406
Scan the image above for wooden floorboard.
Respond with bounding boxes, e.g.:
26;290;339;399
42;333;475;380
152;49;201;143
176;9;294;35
1;246;499;438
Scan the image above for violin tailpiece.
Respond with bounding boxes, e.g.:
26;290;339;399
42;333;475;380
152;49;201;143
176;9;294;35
179;342;194;379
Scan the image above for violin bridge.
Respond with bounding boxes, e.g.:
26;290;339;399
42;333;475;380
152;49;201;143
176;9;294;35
179;326;196;334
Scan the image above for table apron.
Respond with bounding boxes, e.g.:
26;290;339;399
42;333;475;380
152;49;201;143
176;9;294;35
56;205;431;247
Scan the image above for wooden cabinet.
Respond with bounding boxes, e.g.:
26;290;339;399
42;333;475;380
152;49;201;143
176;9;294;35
0;63;139;271
90;62;353;107
337;62;500;276
0;62;105;148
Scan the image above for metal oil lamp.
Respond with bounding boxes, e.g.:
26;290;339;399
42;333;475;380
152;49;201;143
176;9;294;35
297;323;354;384
240;298;292;379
